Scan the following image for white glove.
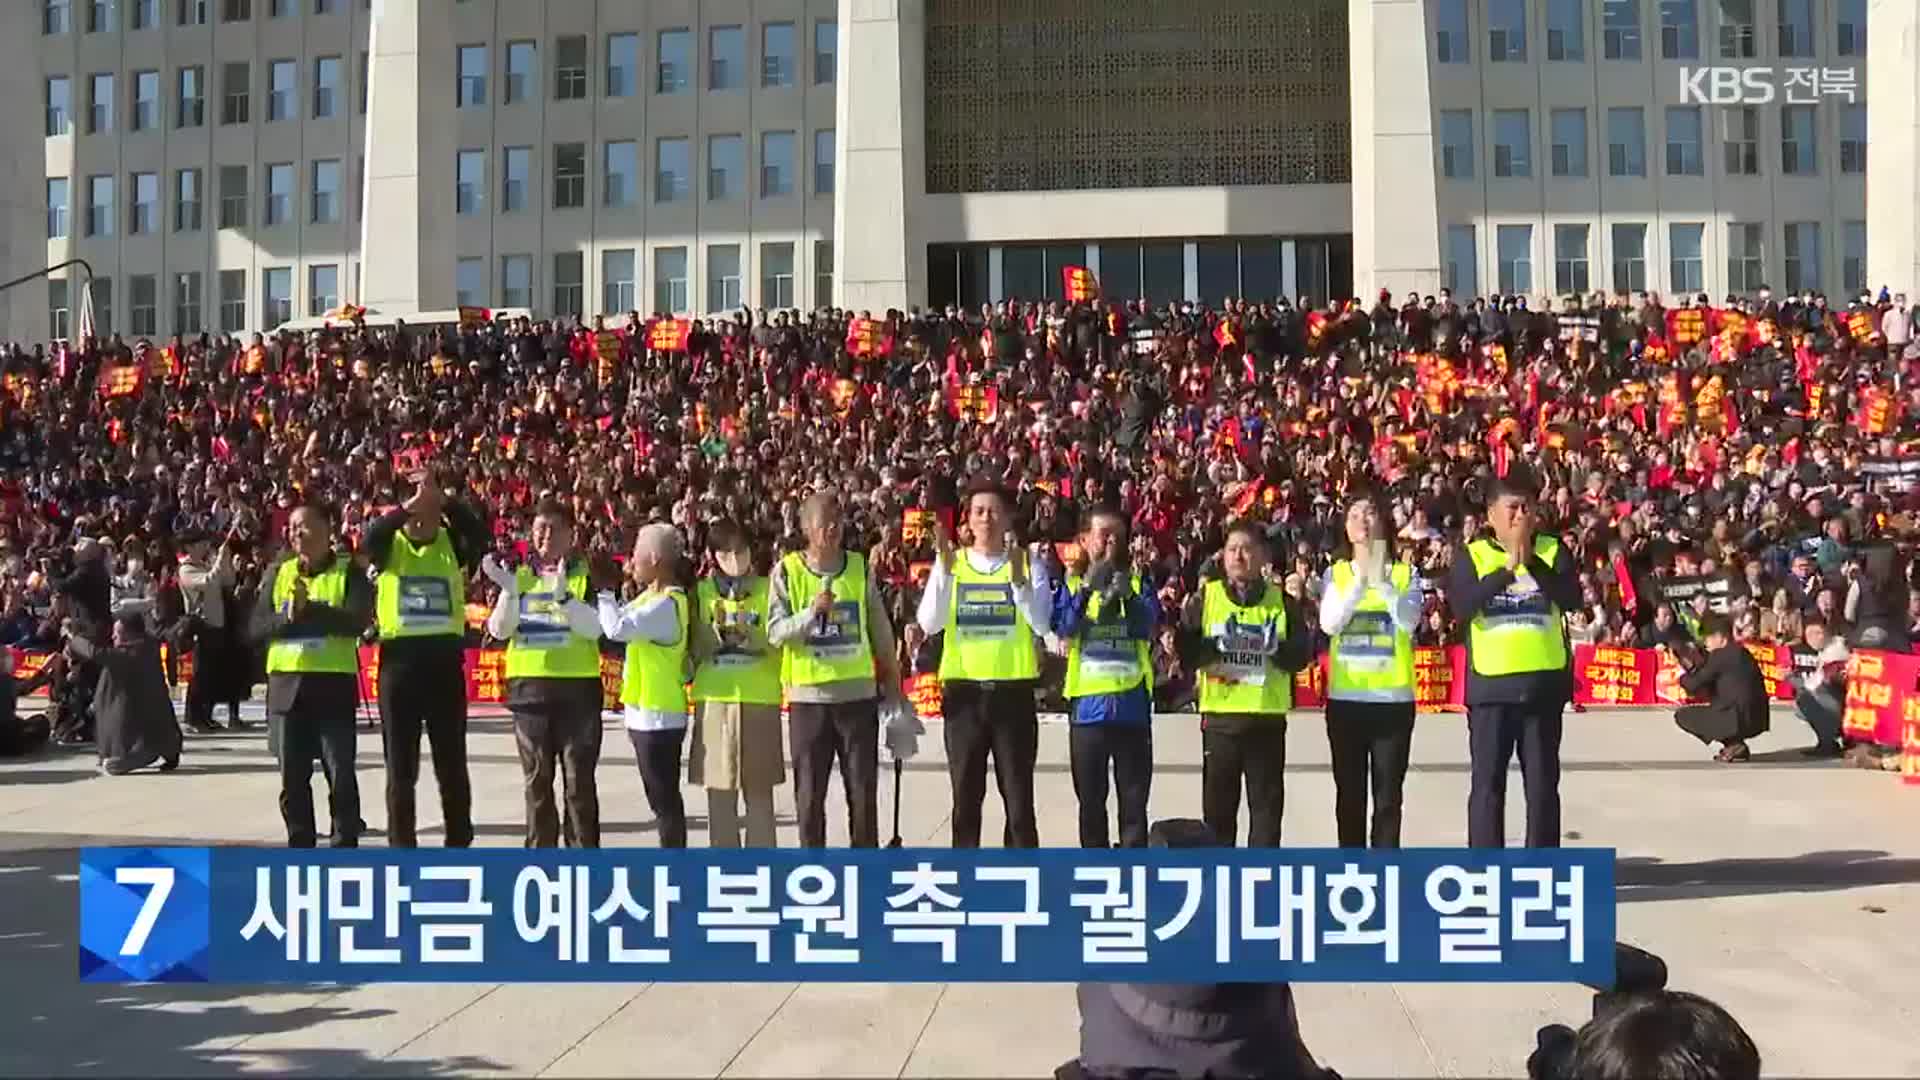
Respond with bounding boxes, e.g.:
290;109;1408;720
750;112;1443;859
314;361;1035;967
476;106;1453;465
881;696;924;763
479;554;516;591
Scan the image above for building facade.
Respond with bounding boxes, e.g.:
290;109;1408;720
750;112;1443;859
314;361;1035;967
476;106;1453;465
8;0;1920;342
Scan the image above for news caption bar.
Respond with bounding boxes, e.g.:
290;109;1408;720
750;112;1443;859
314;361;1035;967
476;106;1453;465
80;848;1615;985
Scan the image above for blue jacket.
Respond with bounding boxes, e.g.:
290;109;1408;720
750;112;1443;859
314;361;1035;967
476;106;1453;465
1051;576;1160;726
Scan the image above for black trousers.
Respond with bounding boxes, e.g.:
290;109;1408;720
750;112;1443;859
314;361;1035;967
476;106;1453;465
1466;700;1564;848
378;649;472;848
787;700;879;848
1325;699;1416;848
510;695;604;848
943;681;1040;848
269;698;360;849
1797;687;1843;746
1200;719;1287;847
1068;723;1153;848
185;632;219;730
1675;703;1744;745
629;727;689;849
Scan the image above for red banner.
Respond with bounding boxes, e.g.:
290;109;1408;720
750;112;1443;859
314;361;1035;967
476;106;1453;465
1843;650;1920;747
1061;265;1098;303
97;363;145;399
647;318;691;352
946;384;999;423
845;318;880;357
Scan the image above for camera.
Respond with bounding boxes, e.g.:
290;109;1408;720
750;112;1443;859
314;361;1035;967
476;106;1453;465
1526;943;1670;1080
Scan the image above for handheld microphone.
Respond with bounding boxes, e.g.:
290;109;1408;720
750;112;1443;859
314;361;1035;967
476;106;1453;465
815;571;837;637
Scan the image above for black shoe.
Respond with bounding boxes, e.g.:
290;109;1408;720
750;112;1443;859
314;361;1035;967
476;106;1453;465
159;757;179;772
1800;742;1844;759
228;717;251;730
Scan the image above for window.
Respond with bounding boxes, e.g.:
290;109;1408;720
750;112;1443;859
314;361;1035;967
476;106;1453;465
656;137;689;202
762;22;795;87
1554;224;1591;293
262;267;291;325
1780;105;1816;175
710;25;743;90
219;165;246;227
1488;0;1527;61
46;77;70;136
221;0;246;20
707;244;742;311
174;167;201;230
88;0;114;33
87;175;113;235
454;257;483;307
606;33;637;98
457;45;486;106
132;70;158;131
308;264;339;316
1840;104;1866;174
550;252;583;318
1717;0;1753;58
221;62;248;123
49;278;69;341
1546;0;1584;60
601;249;635;315
268;59;294;121
657;28;690;93
501;146;529;211
554;35;586;100
312;0;332;12
654;247;688;313
705;134;740;200
1496;224;1533;293
310;159;339;223
1435;0;1469;62
46;0;71;33
1603;0;1642;58
47;178;69;238
759;242;795;307
92;277;112;334
173;271;202;334
1837;0;1865;56
1726;222;1764;292
1493;109;1531;178
179;0;206;24
1607;107;1646;176
1783;222;1821;292
814;129;835;195
312;56;339;118
1776;0;1811;58
603;140;636;208
129;171;157;233
1439;110;1475;179
1610;223;1648;292
1659;0;1698;56
499;255;531;308
1842;220;1866;295
455;149;484;214
263;162;291;225
814;20;836;83
130;275;157;336
815;240;834;307
1550;108;1588;177
219;269;245;332
176;66;203;127
88;73;113;133
504;41;534;104
760;131;795;196
553;142;585;208
132;0;153;28
1664;107;1703;175
268;0;286;13
1722;106;1758;175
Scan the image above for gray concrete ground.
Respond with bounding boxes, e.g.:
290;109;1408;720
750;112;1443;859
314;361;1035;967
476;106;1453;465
2;704;1918;1078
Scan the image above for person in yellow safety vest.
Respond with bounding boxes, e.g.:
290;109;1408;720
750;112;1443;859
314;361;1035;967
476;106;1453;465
1446;473;1581;848
1052;505;1159;848
913;477;1055;848
245;501;373;848
1318;492;1424;848
364;465;489;849
598;523;693;849
1177;521;1311;847
689;520;787;847
482;498;611;848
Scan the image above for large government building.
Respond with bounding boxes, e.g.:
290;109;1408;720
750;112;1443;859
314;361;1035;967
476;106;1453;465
4;0;1916;339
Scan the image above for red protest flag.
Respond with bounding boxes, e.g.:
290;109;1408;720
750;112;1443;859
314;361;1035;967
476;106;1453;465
1213;320;1238;350
846;317;879;357
96;363;145;399
1061;265;1098;303
647;318;691;352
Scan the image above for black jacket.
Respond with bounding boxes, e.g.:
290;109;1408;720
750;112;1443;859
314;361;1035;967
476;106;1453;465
1071;982;1324;1080
1679;643;1771;739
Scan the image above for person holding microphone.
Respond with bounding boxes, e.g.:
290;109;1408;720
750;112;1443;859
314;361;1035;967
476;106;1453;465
598;524;693;849
1318;491;1424;848
687;521;786;847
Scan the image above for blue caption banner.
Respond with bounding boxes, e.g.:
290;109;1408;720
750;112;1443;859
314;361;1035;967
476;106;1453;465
79;848;1615;985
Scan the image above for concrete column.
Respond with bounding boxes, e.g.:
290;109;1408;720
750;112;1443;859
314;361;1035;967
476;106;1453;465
1348;0;1442;298
361;0;429;312
0;19;47;338
833;0;923;311
1866;0;1920;295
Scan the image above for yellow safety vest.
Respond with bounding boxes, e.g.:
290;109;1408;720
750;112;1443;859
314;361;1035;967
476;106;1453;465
374;528;464;640
619;587;690;713
779;552;875;687
264;558;360;675
1063;573;1151;699
692;576;783;706
939;555;1040;682
503;562;602;680
1197;578;1292;715
1327;560;1416;698
1465;536;1569;677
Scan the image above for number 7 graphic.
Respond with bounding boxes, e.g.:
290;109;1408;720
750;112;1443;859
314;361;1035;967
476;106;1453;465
115;866;175;956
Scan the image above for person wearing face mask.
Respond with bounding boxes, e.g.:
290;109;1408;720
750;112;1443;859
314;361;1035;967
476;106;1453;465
247;501;373;848
1318;492;1424;849
1447;474;1581;848
688;520;786;847
598;524;693;849
483;499;610;848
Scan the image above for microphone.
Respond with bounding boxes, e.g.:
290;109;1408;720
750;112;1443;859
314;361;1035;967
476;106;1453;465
815;571;837;638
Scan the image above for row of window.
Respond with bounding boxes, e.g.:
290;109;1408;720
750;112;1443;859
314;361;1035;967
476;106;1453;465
453;242;832;318
454;22;837;108
454;131;835;216
43;0;361;34
45;56;365;137
1439;102;1864;181
48;160;353;238
1444;219;1866;298
1435;0;1866;64
46;263;341;340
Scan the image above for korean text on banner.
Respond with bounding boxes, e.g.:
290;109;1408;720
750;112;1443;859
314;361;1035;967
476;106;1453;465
1844;650;1919;747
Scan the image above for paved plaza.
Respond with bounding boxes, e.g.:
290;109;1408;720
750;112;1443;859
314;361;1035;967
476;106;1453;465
2;704;1917;1078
